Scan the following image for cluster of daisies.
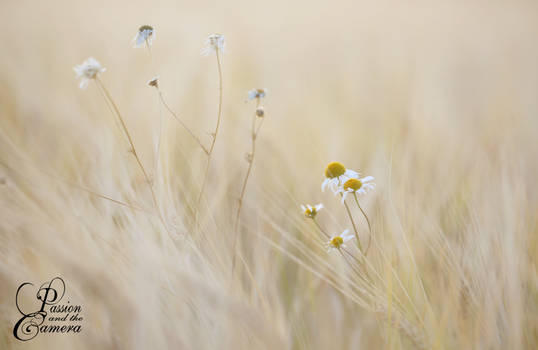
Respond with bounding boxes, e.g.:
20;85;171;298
73;26;226;89
302;161;375;252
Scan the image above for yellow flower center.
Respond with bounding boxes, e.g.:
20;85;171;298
330;236;344;248
304;207;317;218
324;162;346;178
343;178;362;192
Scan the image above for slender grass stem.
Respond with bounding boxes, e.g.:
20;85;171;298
197;48;223;208
231;98;264;274
95;77;169;233
157;89;209;154
341;193;363;253
312;218;330;239
353;192;372;255
144;42;163;179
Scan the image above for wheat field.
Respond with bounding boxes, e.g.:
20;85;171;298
1;0;538;349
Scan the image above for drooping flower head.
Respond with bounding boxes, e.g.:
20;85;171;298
133;25;155;48
339;176;375;202
202;34;225;56
301;203;323;219
326;229;354;252
321;161;359;194
247;88;267;101
147;76;159;88
255;106;265;118
73;57;106;89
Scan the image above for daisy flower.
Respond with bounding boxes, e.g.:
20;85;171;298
201;34;225;56
133;25;155;48
326;229;355;252
339;176;375;202
301;203;323;219
321;161;359;194
73;57;106;89
247;88;267;101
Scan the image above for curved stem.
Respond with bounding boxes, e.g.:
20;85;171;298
231;98;262;274
197;48;223;207
154;89;163;180
312;218;330;239
95;78;169;233
341;193;363;253
158;90;209;154
353;192;372;255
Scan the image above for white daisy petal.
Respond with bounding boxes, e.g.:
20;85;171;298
321;178;329;192
202;34;225;56
361;176;374;182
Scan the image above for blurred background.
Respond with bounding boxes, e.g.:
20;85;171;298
1;0;538;349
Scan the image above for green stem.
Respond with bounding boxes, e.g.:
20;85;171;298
341;193;363;253
353;192;372;255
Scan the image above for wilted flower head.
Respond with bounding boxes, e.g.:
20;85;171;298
339;176;375;202
255;106;265;118
147;76;159;88
202;34;225;56
301;203;323;219
326;230;354;251
247;88;267;101
73;57;106;89
133;25;155;48
321;161;359;194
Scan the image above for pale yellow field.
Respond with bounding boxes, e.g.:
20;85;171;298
1;0;538;349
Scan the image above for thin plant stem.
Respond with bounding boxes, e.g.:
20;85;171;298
197;48;223;207
353;192;373;255
144;41;163;179
157;89;209;154
95;77;169;233
231;97;263;274
341;193;363;253
145;39;155;73
153;89;164;180
312;218;330;239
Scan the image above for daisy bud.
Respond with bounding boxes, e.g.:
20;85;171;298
147;76;159;88
256;106;265;118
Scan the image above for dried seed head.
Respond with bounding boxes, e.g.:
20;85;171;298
133;25;155;48
139;25;154;32
147;76;159;88
256;106;265;117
